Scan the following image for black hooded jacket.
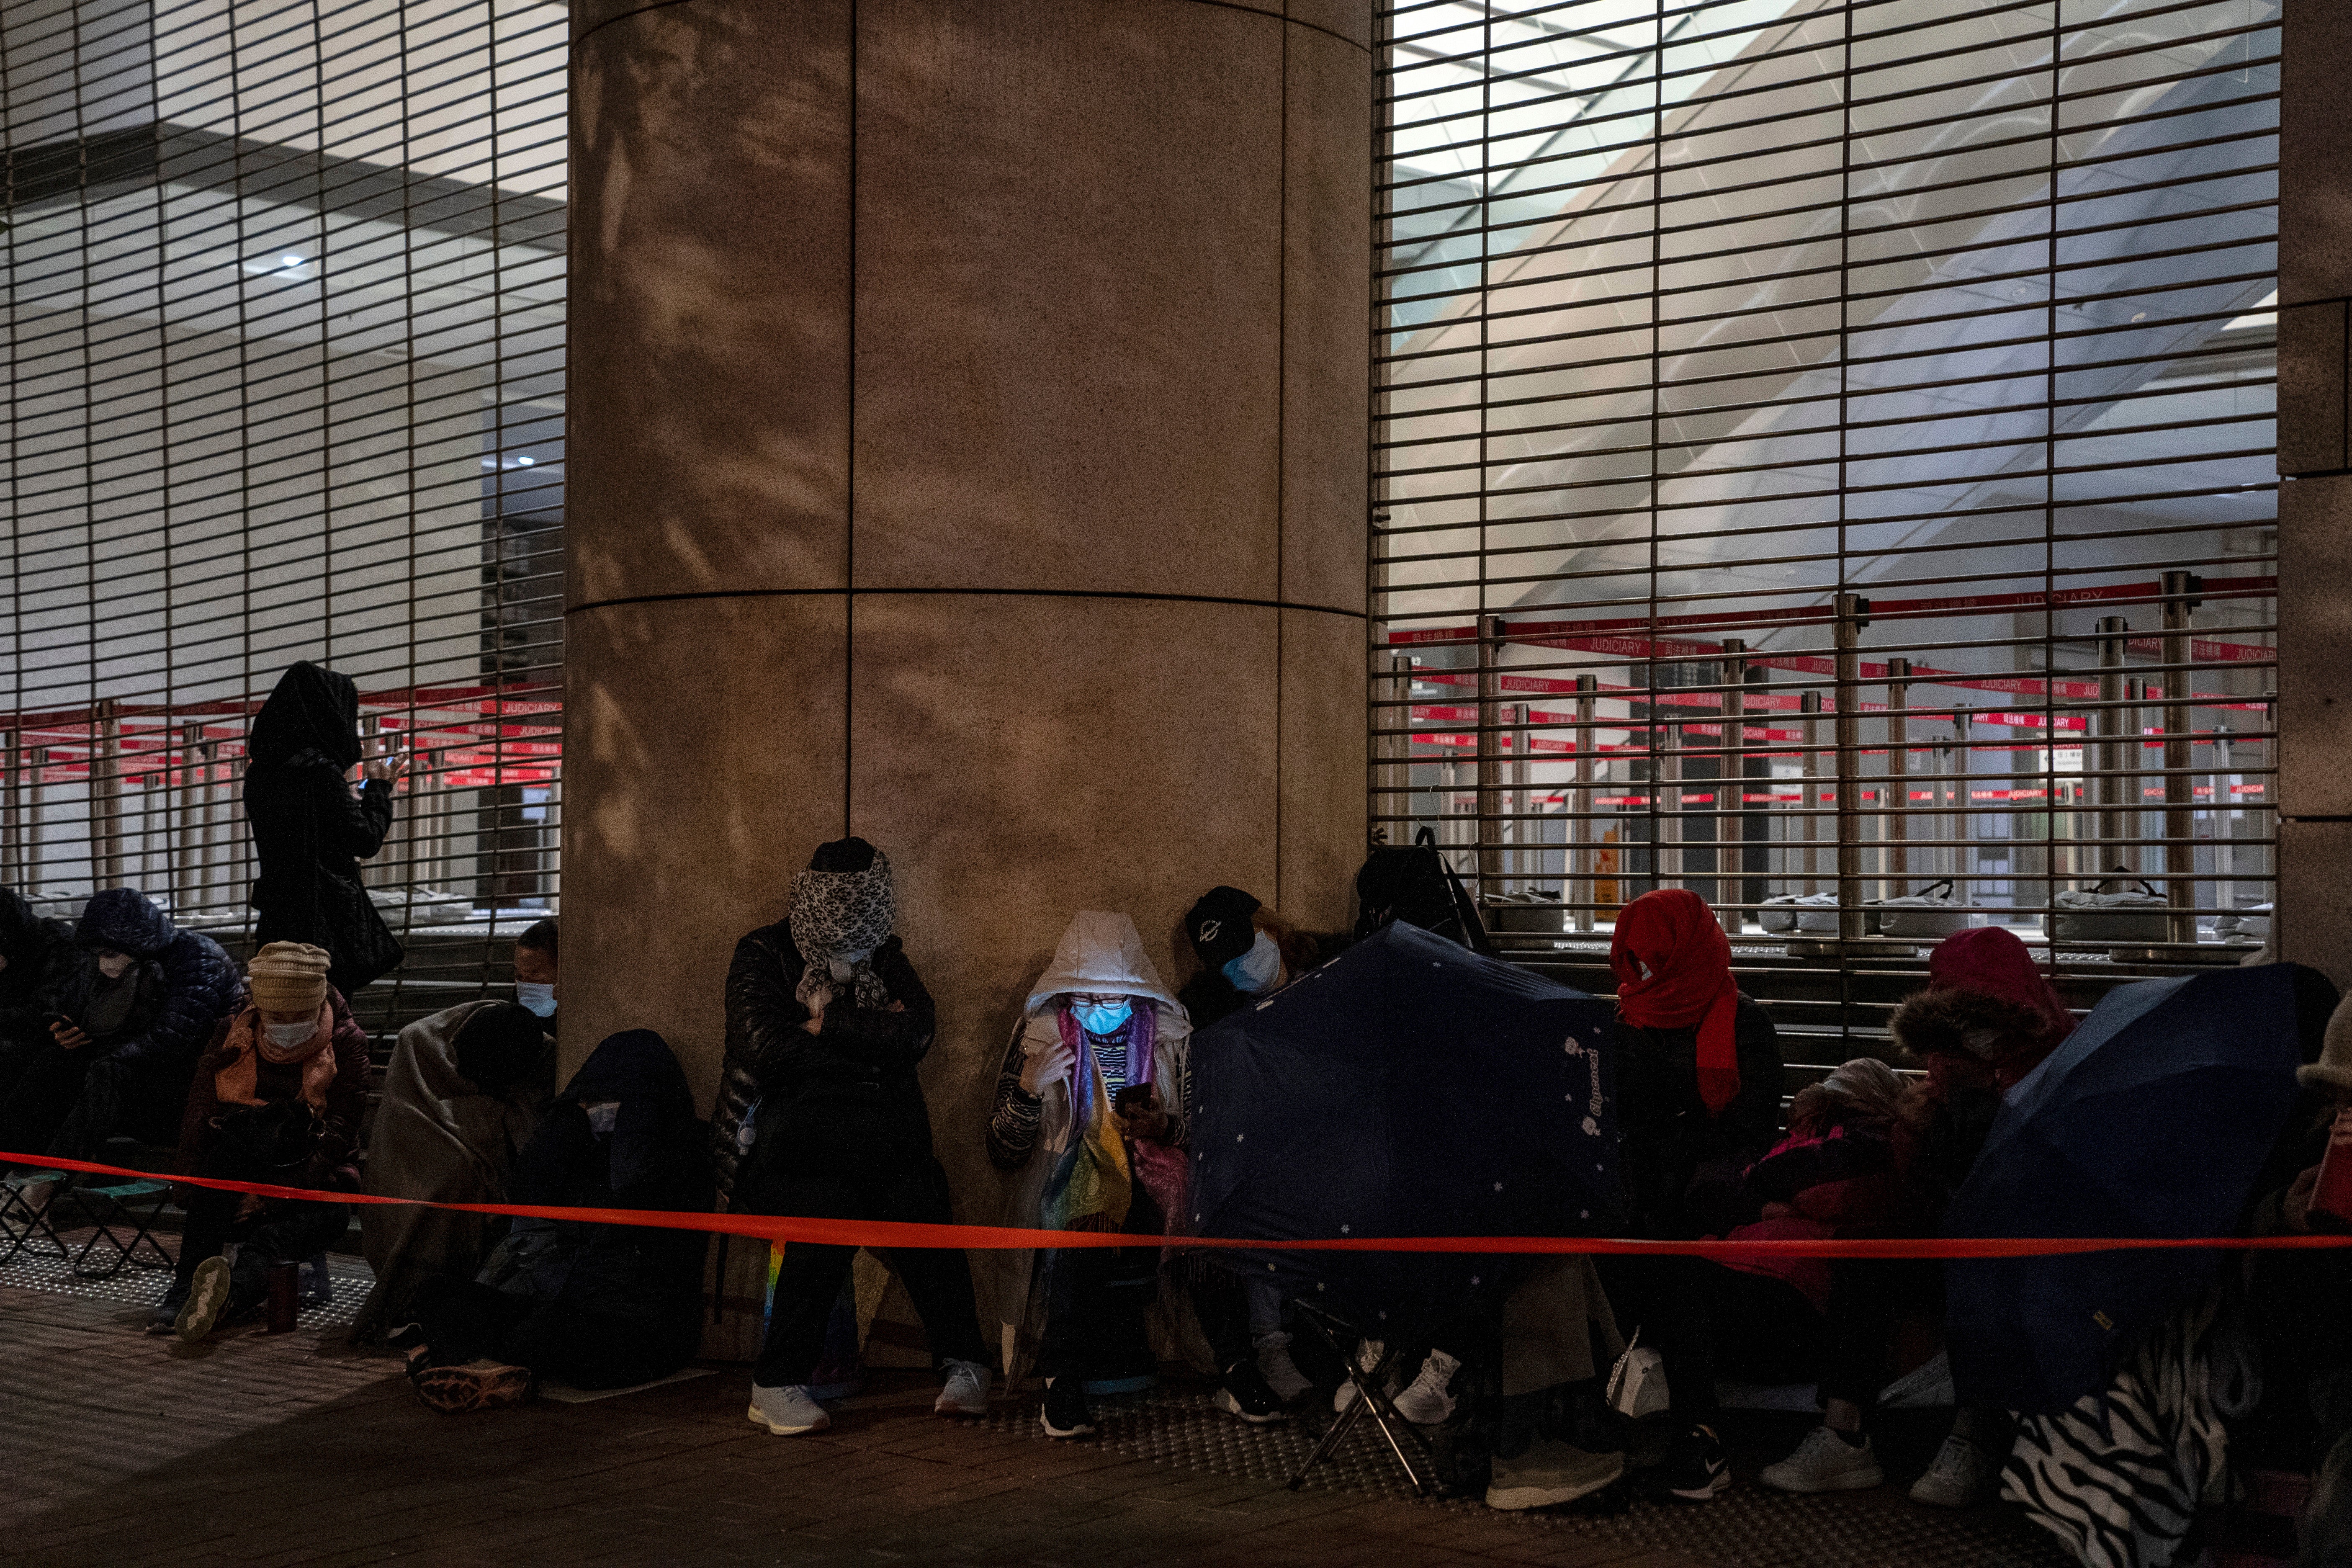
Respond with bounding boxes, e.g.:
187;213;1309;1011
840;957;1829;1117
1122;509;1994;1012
0;889;78;1049
72;889;239;1074
1615;994;1786;1238
242;662;400;992
480;1030;712;1333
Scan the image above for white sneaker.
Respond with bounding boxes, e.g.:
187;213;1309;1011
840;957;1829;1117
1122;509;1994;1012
1257;1334;1312;1403
1392;1349;1462;1426
175;1256;231;1343
934;1358;991;1417
1908;1433;1996;1508
1759;1425;1884;1494
1333;1339;1384;1413
746;1383;830;1435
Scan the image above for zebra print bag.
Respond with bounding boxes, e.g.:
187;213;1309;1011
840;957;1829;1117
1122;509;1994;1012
2001;1297;2226;1568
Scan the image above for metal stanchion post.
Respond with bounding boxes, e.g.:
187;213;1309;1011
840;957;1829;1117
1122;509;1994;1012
1573;674;1597;932
1375;654;1413;845
1834;594;1869;944
1886;657;1910;899
1477;615;1505;901
2160;572;2201;946
1719;639;1745;935
2095;615;2129;875
93;699;124;890
1658;718;1683;891
1800;690;1822;895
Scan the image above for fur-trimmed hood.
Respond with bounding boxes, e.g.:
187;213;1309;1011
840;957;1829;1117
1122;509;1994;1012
1889;985;2065;1069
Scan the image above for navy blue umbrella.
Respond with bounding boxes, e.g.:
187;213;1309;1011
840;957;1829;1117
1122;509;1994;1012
1183;920;1621;1331
1943;962;2306;1412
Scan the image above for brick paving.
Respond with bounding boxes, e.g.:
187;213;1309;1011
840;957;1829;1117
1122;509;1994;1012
0;1280;2072;1567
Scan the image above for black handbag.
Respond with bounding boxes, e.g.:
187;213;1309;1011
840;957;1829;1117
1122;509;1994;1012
322;872;405;992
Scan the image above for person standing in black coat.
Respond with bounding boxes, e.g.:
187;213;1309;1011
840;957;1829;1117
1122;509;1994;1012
242;662;409;998
726;838;993;1439
0;888;78;1053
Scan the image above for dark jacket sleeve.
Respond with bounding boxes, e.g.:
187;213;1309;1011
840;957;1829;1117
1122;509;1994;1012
1723;996;1786;1164
986;1025;1044;1171
175;1015;236;1174
311;993;372;1183
113;934;239;1071
723;924;875;1096
315;769;394;861
810;940;936;1069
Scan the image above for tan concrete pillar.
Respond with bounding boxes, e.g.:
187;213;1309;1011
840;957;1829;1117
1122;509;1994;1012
2278;0;2352;989
563;0;1371;1299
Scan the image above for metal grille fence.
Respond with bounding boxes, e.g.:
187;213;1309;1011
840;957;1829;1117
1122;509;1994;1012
1372;0;2280;1047
1;0;569;1032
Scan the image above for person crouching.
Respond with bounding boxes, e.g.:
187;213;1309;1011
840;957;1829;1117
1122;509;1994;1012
160;941;368;1341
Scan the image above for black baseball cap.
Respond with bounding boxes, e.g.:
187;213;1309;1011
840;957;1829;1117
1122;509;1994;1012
1184;886;1262;968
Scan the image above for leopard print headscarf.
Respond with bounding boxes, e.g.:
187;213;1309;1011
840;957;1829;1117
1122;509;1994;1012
788;850;896;1012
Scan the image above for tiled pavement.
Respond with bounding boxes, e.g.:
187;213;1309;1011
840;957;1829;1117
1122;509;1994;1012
0;1274;2074;1568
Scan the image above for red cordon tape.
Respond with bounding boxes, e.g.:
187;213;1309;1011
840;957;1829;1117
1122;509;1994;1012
13;1151;2352;1257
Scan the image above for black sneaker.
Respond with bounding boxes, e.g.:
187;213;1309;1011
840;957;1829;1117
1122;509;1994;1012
1040;1377;1096;1439
1640;1423;1731;1503
1212;1359;1288;1425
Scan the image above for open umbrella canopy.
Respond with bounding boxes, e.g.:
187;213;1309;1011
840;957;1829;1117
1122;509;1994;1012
1184;920;1621;1330
1944;962;2307;1412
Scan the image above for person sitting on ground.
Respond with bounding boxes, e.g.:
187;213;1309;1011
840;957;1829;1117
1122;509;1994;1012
1598;887;1784;1504
1177;885;1345;1406
394;1029;712;1411
1760;925;2075;1506
350;996;557;1343
3;889;239;1205
0;888;96;1185
987;909;1283;1439
1694;1058;1911;1395
161;942;370;1341
725;838;994;1437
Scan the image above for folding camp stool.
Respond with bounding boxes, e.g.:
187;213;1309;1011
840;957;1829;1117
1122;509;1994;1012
1284;1297;1437;1495
0;1172;70;1267
51;1174;176;1280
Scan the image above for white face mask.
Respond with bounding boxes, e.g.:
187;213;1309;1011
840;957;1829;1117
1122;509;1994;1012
584;1100;620;1135
514;981;557;1018
1071;998;1134;1036
96;951;135;980
1223;931;1284;994
264;1020;319;1050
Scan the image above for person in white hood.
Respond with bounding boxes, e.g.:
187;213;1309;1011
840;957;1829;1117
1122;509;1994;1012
985;911;1282;1438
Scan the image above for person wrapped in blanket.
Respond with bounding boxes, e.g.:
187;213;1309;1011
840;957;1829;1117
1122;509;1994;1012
391;1030;712;1412
160;942;369;1341
985;909;1281;1439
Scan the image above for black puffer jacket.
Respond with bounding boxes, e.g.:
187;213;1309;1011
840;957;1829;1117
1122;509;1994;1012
73;889;240;1074
0;888;78;1049
242;662;399;994
715;920;936;1203
1615;993;1785;1239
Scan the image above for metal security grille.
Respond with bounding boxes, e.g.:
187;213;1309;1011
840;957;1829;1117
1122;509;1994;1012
1372;0;2280;1045
0;0;569;1028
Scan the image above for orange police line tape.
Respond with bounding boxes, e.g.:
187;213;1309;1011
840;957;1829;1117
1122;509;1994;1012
14;1151;2352;1258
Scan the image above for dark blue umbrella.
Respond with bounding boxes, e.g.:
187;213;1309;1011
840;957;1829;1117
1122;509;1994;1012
1183;920;1621;1331
1943;962;2306;1412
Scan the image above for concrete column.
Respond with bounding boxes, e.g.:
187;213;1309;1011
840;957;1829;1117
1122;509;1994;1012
564;0;1372;1249
2278;0;2352;988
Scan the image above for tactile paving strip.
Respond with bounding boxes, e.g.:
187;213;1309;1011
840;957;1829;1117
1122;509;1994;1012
0;1229;371;1330
976;1387;2072;1568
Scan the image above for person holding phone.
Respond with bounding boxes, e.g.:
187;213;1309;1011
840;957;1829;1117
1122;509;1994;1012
985;910;1282;1441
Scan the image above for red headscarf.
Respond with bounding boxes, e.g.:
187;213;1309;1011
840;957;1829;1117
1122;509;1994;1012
1611;890;1742;1116
1926;927;2076;1042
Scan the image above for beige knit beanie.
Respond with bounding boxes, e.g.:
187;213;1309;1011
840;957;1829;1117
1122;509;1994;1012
2299;993;2352;1096
247;942;331;1014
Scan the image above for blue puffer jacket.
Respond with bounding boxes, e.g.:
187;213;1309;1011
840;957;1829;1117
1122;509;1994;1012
74;889;241;1074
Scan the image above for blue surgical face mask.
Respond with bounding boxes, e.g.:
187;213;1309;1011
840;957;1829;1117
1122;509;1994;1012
515;982;557;1018
1222;931;1284;995
264;1020;320;1051
1071;998;1133;1036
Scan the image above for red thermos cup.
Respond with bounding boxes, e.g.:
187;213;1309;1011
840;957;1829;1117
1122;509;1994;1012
2311;1109;2352;1231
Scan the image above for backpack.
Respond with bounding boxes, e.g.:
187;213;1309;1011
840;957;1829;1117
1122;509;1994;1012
1353;826;1497;956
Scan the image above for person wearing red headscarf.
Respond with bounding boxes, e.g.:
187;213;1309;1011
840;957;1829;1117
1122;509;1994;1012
1761;925;2077;1507
1601;889;1786;1503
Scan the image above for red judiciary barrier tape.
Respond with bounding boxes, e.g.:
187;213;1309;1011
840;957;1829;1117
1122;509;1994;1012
13;1151;2352;1257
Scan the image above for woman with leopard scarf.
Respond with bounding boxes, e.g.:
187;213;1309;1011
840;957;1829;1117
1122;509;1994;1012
722;837;992;1438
